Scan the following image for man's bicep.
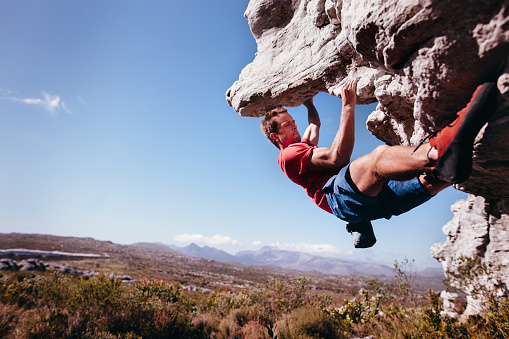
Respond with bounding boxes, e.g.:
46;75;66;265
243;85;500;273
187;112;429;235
303;124;320;146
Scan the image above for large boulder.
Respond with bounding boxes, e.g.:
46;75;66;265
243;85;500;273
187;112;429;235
226;0;509;197
227;0;509;317
431;196;509;319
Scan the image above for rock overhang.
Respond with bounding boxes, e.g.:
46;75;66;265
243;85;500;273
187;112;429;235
227;0;509;198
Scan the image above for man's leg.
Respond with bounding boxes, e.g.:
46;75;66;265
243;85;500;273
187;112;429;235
344;144;450;249
348;142;444;198
350;82;499;195
344;82;498;249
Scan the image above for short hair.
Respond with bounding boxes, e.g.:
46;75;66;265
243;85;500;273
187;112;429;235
260;107;287;148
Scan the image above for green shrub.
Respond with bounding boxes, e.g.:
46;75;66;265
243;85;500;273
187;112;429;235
216;316;240;338
275;305;348;339
94;278;198;338
206;290;252;317
17;306;71;338
237;320;271;339
461;295;509;338
333;289;381;326
250;277;309;334
3;265;509;339
191;311;220;338
0;272;203;338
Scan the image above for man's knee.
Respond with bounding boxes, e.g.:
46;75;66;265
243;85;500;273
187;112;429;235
372;145;391;179
352;145;389;169
351;145;390;178
371;145;390;166
372;145;390;156
349;145;392;196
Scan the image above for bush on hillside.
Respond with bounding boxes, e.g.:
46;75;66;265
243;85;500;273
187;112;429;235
0;262;509;338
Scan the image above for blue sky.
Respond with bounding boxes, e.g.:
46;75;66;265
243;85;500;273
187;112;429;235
0;0;467;270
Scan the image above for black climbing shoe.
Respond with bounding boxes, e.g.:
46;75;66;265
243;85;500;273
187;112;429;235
346;221;376;248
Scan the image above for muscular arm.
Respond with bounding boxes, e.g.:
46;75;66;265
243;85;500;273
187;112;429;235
302;98;321;146
306;78;358;171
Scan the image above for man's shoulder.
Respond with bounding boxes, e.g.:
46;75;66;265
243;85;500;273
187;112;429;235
286;139;314;150
281;141;311;154
279;140;314;162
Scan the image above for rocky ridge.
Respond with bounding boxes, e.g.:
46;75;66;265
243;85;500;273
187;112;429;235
227;0;509;318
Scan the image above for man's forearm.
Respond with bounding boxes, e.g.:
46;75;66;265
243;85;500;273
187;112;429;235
330;79;358;166
304;99;321;127
303;98;321;145
305;79;358;170
330;104;355;167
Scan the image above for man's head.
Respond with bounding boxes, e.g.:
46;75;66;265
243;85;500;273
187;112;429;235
260;107;301;150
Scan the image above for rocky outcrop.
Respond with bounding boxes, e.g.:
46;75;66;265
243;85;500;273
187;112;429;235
0;258;135;281
431;196;509;319
19;259;46;271
0;259;19;271
226;0;509;197
227;0;509;317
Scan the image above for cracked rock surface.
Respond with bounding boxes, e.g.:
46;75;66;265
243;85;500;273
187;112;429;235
227;0;509;197
227;0;509;316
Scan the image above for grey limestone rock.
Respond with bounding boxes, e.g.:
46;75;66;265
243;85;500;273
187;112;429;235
431;195;509;319
0;259;19;271
227;0;509;197
19;259;46;271
228;0;509;317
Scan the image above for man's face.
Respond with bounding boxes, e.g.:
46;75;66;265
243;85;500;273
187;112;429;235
272;112;301;147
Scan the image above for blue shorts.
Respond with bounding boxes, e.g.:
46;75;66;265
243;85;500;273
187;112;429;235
323;166;432;223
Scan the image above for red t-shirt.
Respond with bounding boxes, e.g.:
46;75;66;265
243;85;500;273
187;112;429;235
278;138;340;214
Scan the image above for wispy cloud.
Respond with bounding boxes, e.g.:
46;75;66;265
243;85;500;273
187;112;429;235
8;92;71;114
0;89;12;96
174;233;242;247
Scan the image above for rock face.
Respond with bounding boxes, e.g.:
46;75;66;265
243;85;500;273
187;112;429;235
431;196;509;319
227;0;509;316
227;0;509;197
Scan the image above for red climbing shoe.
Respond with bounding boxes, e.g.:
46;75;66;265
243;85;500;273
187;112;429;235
431;82;498;184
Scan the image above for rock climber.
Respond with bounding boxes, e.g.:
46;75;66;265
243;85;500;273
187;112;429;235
260;79;499;248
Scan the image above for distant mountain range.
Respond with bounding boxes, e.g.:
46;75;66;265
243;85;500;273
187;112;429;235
135;242;430;277
0;232;444;290
130;242;445;277
174;243;239;262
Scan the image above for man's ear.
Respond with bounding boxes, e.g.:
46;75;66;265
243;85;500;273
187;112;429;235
270;132;279;143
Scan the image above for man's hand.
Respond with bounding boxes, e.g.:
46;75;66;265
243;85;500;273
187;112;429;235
329;78;359;102
340;78;358;107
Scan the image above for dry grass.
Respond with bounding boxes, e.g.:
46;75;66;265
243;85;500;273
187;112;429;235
0;271;507;339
